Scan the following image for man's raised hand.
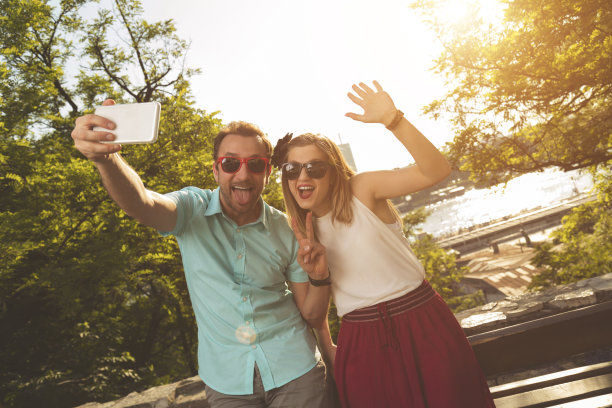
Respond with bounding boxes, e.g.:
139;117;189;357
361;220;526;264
71;99;121;162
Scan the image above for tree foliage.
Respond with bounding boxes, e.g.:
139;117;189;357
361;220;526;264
402;209;485;312
411;0;611;288
529;170;612;289
0;0;273;406
411;0;612;186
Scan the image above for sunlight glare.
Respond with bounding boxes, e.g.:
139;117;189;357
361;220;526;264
235;324;257;345
434;0;506;27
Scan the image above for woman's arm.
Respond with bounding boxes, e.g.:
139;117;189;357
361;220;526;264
313;318;337;375
288;213;332;329
346;81;451;204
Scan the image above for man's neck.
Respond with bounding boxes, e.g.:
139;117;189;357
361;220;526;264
223;200;262;226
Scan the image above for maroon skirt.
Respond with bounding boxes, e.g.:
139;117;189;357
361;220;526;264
335;280;495;408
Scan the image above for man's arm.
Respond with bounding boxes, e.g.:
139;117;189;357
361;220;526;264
72;99;177;232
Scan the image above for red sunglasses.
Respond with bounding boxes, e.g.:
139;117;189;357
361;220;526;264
216;157;270;174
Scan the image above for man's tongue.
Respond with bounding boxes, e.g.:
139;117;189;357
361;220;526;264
233;187;251;205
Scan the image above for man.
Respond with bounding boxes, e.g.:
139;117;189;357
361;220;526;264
71;99;333;407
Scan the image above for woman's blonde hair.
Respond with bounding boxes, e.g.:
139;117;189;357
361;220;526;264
279;133;403;237
280;133;356;236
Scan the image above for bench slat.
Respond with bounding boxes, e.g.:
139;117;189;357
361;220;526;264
493;372;612;408
490;361;612;398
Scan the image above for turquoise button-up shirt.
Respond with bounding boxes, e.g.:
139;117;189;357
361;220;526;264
161;187;317;395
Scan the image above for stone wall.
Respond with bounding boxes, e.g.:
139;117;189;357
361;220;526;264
456;272;612;336
76;273;612;408
76;376;207;408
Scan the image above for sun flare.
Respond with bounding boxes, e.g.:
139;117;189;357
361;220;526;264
434;0;506;27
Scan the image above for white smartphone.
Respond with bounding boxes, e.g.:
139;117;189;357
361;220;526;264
95;101;161;144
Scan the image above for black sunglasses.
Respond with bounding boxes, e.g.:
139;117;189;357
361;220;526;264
216;157;270;174
282;161;329;180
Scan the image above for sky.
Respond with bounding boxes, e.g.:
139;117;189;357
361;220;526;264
135;0;455;172
76;0;505;172
75;1;593;227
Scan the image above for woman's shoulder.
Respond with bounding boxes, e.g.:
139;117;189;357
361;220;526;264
349;171;386;210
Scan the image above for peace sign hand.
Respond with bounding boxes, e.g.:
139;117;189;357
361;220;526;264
291;212;329;281
345;80;397;126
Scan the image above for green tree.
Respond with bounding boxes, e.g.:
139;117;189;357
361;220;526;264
411;0;612;286
0;0;261;406
402;208;485;312
411;0;612;186
530;170;612;289
0;0;84;138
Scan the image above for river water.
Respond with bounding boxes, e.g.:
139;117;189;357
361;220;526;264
416;169;595;238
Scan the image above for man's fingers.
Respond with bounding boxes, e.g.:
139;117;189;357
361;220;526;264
77;129;116;143
71;127;116;145
75;113;116;130
75;139;121;155
71;99;120;160
373;80;383;92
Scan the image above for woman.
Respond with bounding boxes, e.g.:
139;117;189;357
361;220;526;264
272;81;495;407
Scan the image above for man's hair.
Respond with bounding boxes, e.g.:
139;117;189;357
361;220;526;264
213;121;272;160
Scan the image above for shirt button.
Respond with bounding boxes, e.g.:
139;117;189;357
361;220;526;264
242;297;247;302
246;321;250;325
236;228;241;233
251;345;256;349
237;254;243;259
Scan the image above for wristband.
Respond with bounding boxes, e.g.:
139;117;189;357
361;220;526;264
309;274;332;287
385;109;404;131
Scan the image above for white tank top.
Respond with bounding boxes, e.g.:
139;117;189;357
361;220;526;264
315;196;425;316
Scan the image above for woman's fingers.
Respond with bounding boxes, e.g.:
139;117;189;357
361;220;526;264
305;212;314;242
347;92;364;107
358;82;374;94
298;243;311;264
291;217;306;241
351;84;368;98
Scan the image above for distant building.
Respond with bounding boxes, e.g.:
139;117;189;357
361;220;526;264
338;142;357;172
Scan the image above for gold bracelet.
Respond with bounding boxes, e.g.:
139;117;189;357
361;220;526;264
385;109;404;131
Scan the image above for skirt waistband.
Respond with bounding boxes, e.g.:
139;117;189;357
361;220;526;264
342;280;435;323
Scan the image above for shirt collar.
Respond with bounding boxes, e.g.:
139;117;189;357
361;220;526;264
205;187;270;230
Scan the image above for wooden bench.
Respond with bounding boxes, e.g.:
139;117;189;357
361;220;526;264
467;300;612;407
490;361;612;407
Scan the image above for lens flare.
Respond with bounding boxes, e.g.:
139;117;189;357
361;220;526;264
235;325;257;344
